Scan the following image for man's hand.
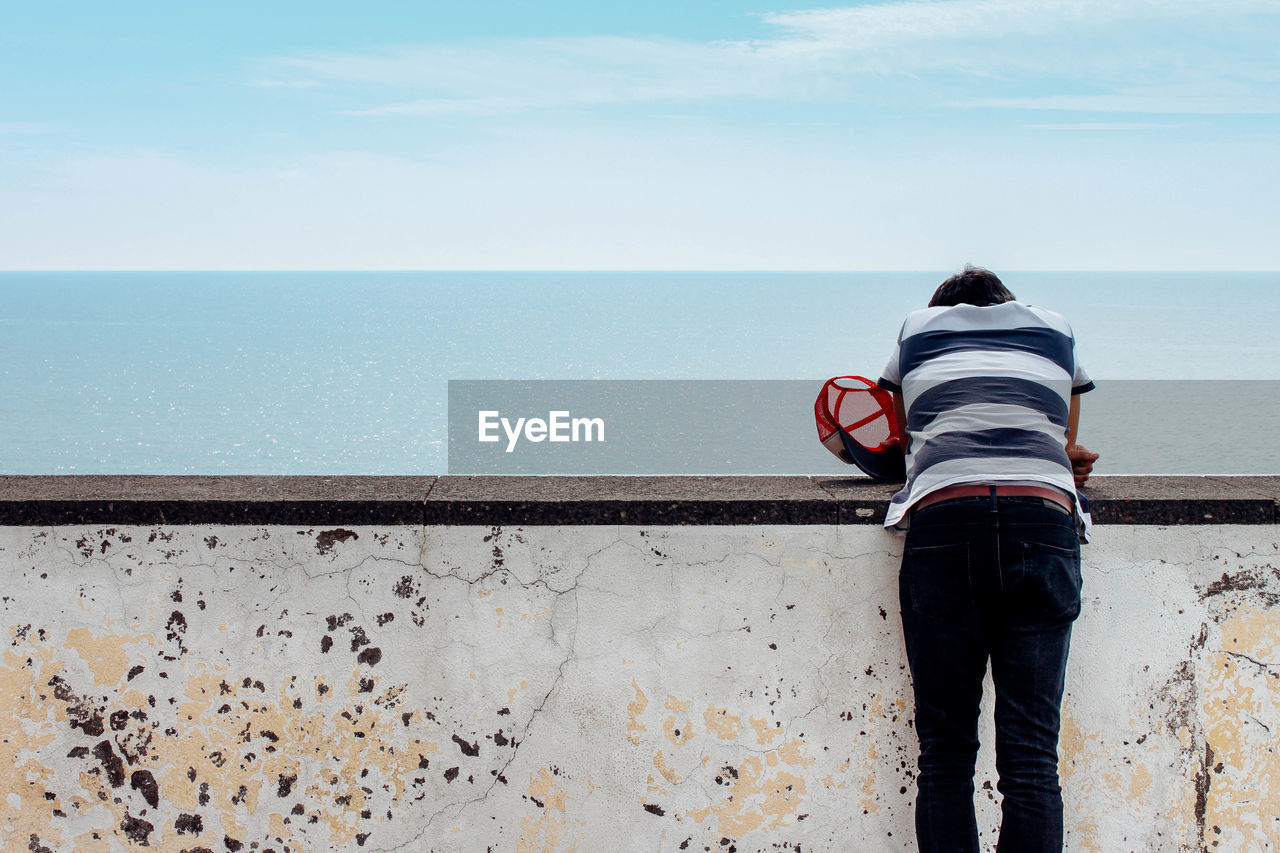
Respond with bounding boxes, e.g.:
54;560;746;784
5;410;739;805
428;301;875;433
1066;444;1099;488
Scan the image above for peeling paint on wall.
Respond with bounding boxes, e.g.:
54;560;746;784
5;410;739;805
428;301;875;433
0;524;1277;851
1198;604;1280;849
1;611;450;850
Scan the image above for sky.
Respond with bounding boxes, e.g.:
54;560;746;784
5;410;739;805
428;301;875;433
2;0;1278;270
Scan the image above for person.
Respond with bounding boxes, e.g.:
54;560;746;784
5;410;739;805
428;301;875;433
876;266;1098;853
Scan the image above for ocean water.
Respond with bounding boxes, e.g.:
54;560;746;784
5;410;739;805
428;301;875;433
1;271;1277;475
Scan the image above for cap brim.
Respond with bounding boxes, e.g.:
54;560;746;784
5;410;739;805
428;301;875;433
838;429;906;482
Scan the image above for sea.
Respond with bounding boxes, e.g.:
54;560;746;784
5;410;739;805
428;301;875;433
1;271;1277;476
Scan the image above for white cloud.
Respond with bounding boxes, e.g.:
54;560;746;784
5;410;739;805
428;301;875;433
282;36;826;116
262;0;1280;116
760;0;1278;46
958;78;1280;114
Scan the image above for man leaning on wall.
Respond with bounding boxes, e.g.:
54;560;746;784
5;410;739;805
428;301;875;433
877;266;1099;852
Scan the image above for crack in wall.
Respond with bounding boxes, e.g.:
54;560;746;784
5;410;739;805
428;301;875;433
372;528;594;852
1220;649;1280;673
5;522;1280;851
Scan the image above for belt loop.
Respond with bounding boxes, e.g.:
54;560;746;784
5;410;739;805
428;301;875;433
988;485;998;513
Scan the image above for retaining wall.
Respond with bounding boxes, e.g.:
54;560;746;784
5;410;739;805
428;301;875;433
1;476;1277;853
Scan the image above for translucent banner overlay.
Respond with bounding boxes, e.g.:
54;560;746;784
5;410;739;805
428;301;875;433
447;380;1280;476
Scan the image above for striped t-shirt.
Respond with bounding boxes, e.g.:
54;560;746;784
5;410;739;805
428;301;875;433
877;301;1094;537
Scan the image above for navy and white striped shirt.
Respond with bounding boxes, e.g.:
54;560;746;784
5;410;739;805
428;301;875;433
878;301;1094;537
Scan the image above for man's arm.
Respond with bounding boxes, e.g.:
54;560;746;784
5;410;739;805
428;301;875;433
1065;394;1099;487
891;392;908;452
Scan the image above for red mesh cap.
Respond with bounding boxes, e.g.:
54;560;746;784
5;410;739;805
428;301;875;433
814;376;905;482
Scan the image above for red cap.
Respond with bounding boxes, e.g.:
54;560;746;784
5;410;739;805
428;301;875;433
815;376;905;482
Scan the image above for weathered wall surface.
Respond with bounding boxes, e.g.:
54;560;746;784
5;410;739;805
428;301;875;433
2;521;1279;852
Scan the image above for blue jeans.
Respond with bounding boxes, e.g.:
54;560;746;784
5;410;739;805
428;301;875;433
899;494;1082;853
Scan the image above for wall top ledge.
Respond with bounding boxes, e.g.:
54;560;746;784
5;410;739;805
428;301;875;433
0;475;1275;526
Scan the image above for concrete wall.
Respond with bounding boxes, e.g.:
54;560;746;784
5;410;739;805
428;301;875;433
1;477;1278;852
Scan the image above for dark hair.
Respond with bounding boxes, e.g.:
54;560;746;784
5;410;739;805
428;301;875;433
929;265;1016;307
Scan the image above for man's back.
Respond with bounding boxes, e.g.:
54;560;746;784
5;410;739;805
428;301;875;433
878;300;1093;534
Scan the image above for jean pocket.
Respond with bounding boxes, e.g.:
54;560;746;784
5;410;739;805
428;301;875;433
1016;537;1082;622
901;541;971;623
